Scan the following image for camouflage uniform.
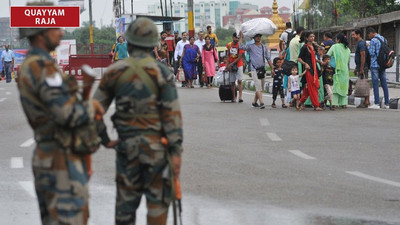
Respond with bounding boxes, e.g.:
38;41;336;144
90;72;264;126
94;18;183;225
17;47;96;225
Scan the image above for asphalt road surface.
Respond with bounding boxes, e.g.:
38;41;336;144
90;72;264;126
1;81;400;225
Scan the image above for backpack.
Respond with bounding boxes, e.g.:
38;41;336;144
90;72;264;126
375;36;395;69
285;30;295;46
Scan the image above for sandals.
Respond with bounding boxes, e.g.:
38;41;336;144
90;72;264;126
282;104;287;108
271;103;277;108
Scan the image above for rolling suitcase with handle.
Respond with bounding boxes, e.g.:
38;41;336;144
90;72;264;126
219;71;235;102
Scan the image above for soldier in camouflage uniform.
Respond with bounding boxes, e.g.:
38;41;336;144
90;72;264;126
93;17;183;225
17;2;104;225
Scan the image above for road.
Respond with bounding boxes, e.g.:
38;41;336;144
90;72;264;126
1;80;400;225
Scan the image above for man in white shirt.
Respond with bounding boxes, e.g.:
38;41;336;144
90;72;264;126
279;22;295;52
174;32;188;86
1;45;15;82
194;31;206;87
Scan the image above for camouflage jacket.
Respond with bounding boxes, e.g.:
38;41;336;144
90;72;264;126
94;50;183;157
18;47;96;163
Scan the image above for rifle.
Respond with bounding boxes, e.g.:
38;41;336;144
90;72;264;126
161;137;183;225
81;65;100;177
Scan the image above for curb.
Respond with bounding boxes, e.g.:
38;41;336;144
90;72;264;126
191;76;400;109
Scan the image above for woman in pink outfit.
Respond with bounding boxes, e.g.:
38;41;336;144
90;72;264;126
202;36;219;88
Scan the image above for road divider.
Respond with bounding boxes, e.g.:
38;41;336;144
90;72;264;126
346;171;400;188
288;150;316;160
266;132;282;141
19;181;36;198
11;157;24;168
20;138;35;147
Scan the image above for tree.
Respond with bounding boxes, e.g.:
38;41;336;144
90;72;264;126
215;27;236;47
339;0;400;18
305;0;400;29
63;24;116;54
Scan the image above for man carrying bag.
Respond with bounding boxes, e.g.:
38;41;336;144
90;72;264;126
240;33;274;109
351;29;371;108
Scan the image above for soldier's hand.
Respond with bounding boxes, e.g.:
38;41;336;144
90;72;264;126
172;156;181;178
92;100;105;120
106;139;120;148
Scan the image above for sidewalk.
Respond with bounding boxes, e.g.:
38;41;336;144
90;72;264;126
236;72;400;109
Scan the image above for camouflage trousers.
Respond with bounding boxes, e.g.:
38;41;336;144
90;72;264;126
115;135;172;225
33;143;89;225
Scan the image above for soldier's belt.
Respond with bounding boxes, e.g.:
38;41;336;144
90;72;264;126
118;130;163;139
113;112;160;120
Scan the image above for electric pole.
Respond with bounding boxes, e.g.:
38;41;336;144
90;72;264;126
89;0;94;54
188;0;194;37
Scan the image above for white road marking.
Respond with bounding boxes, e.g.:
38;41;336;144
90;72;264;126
0;97;6;102
19;181;36;198
11;157;24;168
346;171;400;188
20;138;35;147
6;91;11;95
289;150;316;160
266;132;282;141
259;118;270;126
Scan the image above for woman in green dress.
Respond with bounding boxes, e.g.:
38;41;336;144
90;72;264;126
327;33;351;108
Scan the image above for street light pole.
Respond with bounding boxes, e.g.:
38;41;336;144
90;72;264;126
89;0;94;54
9;0;12;48
188;0;194;37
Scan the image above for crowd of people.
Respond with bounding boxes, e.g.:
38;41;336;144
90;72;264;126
109;22;391;110
277;24;390;110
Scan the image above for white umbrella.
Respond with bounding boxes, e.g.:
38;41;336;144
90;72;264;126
240;18;277;41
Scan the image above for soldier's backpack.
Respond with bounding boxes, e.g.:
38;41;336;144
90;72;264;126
375;36;395;69
285;30;295;46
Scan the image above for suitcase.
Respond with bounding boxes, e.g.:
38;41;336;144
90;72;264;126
219;71;236;102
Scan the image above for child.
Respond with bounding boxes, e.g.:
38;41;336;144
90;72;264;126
288;65;306;110
217;56;229;85
218;56;229;71
322;55;335;110
272;58;287;108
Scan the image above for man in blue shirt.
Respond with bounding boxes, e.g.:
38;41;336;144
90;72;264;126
1;45;15;83
367;27;389;109
351;29;370;108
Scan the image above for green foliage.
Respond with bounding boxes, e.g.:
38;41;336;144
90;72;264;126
339;0;400;18
303;0;400;29
215;27;236;47
63;25;116;54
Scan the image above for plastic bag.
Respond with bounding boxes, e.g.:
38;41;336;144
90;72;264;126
216;69;229;85
177;67;185;82
240;18;277;41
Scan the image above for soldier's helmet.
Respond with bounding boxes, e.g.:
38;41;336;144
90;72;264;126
19;1;53;39
124;17;159;48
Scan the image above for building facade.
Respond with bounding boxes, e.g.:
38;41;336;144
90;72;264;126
0;18;19;47
222;7;291;29
148;1;229;34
